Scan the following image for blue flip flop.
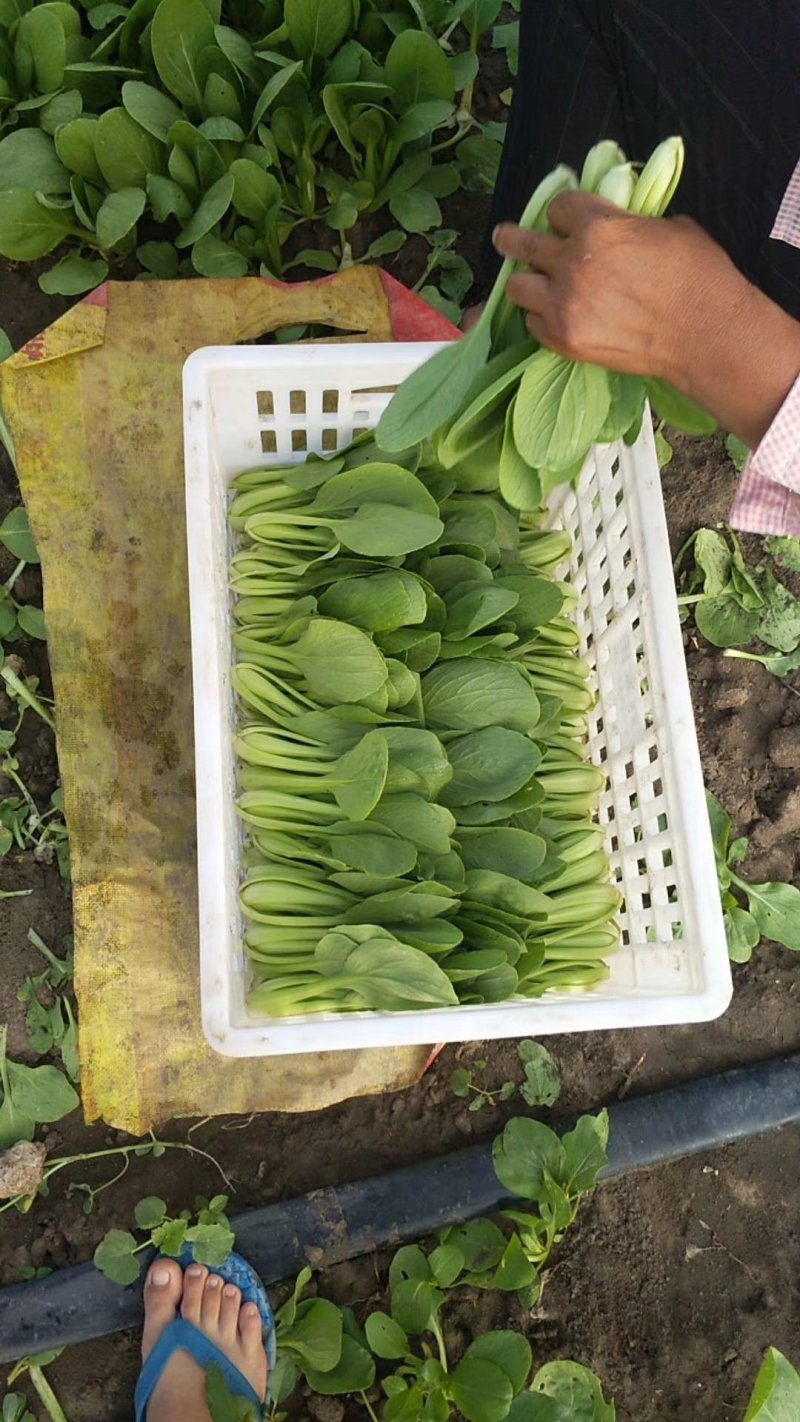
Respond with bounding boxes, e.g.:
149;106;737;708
134;1248;276;1421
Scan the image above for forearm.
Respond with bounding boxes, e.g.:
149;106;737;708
664;274;800;450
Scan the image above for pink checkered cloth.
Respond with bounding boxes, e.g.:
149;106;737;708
729;160;800;536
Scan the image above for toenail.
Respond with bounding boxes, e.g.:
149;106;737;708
223;1284;237;1298
187;1265;204;1278
208;1274;222;1288
151;1268;172;1287
245;1303;259;1318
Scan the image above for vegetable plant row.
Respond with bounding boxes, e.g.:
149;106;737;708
228;143;697;1019
93;1107;614;1420
0;0;511;293
91;1109;800;1422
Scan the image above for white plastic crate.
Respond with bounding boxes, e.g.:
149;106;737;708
183;343;732;1058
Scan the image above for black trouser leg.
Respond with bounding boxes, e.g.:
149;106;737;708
486;0;800;317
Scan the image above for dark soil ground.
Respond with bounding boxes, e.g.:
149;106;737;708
0;230;799;1420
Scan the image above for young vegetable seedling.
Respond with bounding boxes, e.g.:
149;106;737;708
18;931;78;1084
707;790;800;961
0;495;69;879
676;526;800;672
1;1393;37;1422
450;1060;516;1112
0;1025;79;1153
205;1364;260;1422
725;433;749;474
94;1195;235;1286
517;1039;561;1108
5;1352;67;1422
450;1041;561;1112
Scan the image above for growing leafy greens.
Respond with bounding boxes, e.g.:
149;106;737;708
90;1085;800;1422
707;790;800;962
0;0;506;290
0;1024;79;1150
676;526;800;673
262;1105;611;1418
94;1193;235;1285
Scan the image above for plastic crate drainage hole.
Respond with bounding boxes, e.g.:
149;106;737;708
256;389;344;454
256;387;340;414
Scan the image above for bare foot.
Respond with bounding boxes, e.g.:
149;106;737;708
141;1259;268;1421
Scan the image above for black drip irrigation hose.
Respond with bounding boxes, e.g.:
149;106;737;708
0;1054;797;1364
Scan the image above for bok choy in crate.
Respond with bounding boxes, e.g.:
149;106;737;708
228;136;699;1018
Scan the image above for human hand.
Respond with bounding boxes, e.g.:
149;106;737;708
493;193;800;448
493;193;745;382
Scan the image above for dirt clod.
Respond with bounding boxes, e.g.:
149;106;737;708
768;726;797;767
754;785;800;847
309;1398;345;1422
0;1141;47;1199
713;684;750;712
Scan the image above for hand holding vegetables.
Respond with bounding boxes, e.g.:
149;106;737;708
495;185;800;452
497;198;717;378
229;135;722;1022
